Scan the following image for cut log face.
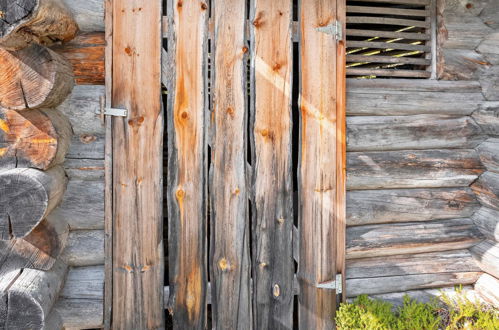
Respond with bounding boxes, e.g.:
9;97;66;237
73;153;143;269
472;172;499;211
0;166;67;240
0;0;78;50
0;44;74;110
0;108;72;170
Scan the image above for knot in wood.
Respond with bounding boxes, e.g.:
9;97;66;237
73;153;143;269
273;284;280;297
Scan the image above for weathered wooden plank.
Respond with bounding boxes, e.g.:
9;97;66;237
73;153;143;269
64;158;105;181
347;16;429;28
355;0;429;4
347;5;428;17
346;218;483;259
52;32;106;85
0;44;74;110
347;272;481;298
347;68;431;78
348;40;430;52
111;0;164;328
346;78;482;92
472;172;499;211
5;260;67;330
64;0;104;32
210;0;251;329
55;298;104;330
347;115;484;151
472;102;499;136
50;180;104;230
347;188;479;226
61;230;104;266
250;0;294;328
67;134;105;160
0;166;67;239
475;274;499;308
437;49;487;80
0;0;78;50
346;250;480;279
0;108;72;171
472;207;499;242
470;240;499;279
347;149;483;190
346;29;430;40
347;91;483;116
60;266;104;300
477;138;499;174
298;0;345;328
440;14;492;49
166;0;208;328
347;55;431;66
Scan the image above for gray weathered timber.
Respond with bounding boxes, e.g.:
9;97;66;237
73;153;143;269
476;138;499;173
0;166;67;239
347;188;479;226
472;172;499;210
346;79;482;92
5;260;67;330
346;250;481;279
438;49;487;80
63;158;104;181
470;240;499;279
44;309;63;330
346;272;481;297
210;0;252;329
0;0;78;50
60;265;104;300
440;14;492;49
347;149;483;190
64;0;104;32
472;207;499;242
475;274;499;308
472;102;499;136
0;268;22;329
51;180;104;230
346;90;483;116
61;230;104;266
166;0;208;328
250;0;294;328
479;66;499;101
57;85;105;136
55;298;103;330
347;115;484;152
346;218;483;259
67;134;105;160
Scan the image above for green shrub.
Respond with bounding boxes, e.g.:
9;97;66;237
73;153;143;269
336;288;499;330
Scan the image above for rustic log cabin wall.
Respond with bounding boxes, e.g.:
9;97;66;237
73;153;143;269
1;0;498;329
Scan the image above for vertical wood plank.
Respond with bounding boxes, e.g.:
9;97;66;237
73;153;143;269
211;0;252;329
250;0;294;328
298;0;345;328
166;0;208;328
111;0;164;328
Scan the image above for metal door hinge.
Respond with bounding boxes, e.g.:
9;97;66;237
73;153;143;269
98;96;128;120
317;273;343;294
316;20;343;41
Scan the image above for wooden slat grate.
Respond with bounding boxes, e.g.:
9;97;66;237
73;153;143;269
346;0;435;78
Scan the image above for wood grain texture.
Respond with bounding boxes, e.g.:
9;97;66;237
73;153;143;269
347;149;484;190
0;44;74;110
55;298;104;330
210;0;251;329
477;138;499;174
347;188;479;226
472;102;499;136
475;274;499;308
111;0;164;328
298;0;345;328
472;172;499;210
251;0;294;328
472;207;499;242
0;108;72;171
0;166;67;239
470;240;499;279
52;32;106;85
64;0;104;32
166;0;208;328
0;0;78;50
61;229;104;266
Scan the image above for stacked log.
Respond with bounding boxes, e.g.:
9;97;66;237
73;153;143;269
0;0;77;328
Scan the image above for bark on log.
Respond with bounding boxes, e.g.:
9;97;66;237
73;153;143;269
0;0;78;50
470;240;499;279
0;108;72;170
3;260;67;330
472;207;499;242
346;218;483;259
347;115;484;151
475;274;499;308
347;149;484;190
477;138;499;174
0;166;67;239
347;188;479;226
0;44;74;110
472;172;499;211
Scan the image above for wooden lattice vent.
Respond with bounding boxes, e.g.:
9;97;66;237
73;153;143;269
346;0;435;78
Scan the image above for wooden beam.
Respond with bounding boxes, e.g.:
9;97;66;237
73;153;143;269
111;0;164;328
470;240;499;279
472;172;499;211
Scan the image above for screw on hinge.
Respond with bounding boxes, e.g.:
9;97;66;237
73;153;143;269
316;20;343;41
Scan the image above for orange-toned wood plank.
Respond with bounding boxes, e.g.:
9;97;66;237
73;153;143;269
165;0;209;328
111;0;164;328
210;0;252;328
298;0;346;329
251;0;294;328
